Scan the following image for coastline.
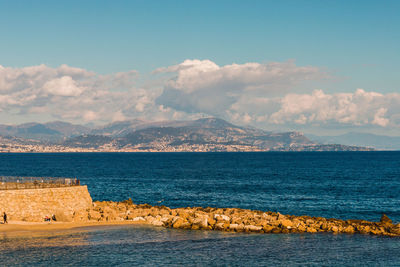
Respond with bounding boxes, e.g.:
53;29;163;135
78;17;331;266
2;201;399;237
0;220;147;234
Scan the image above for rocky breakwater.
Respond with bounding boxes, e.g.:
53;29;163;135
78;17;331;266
83;200;400;237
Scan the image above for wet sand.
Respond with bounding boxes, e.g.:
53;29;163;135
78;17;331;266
0;220;145;234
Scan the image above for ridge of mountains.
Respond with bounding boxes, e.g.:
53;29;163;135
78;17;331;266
307;132;400;151
0;118;377;152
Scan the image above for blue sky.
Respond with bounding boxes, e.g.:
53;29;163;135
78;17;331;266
0;0;399;135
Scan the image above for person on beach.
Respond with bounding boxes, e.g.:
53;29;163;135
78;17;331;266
3;212;7;224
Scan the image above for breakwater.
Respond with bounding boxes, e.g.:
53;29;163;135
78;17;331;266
1;183;398;236
82;200;400;237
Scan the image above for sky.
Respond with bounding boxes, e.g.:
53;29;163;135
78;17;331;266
0;0;399;135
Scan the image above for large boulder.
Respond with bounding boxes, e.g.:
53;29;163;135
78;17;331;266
244;225;263;232
380;214;393;226
192;217;208;229
172;217;185;228
389;224;400;235
214;214;230;222
88;210;102;221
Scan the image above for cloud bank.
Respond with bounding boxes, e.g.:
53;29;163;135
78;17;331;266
0;60;399;133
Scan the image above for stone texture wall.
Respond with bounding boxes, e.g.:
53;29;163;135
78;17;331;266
0;186;92;222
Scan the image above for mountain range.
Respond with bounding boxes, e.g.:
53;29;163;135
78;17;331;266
307;132;400;150
0;118;379;152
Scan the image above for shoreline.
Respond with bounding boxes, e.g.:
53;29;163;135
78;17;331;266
1;201;399;237
0;220;147;234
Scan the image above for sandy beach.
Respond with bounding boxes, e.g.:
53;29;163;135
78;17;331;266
0;220;146;234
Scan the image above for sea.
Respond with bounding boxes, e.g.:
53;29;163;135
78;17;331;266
0;152;399;266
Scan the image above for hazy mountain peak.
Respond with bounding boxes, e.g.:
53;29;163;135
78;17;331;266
0;118;380;151
191;117;237;128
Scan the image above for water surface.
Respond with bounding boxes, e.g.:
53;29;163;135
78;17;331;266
0;152;399;266
1;225;399;266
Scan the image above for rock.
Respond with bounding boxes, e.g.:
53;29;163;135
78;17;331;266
177;210;191;220
229;224;239;231
262;225;275;233
320;222;330;231
103;207;118;221
370;227;384;235
231;216;244;224
389;224;400;235
297;224;306;232
281;228;290;233
214;222;225;230
331;226;339;233
151;220;164;226
208;217;216;226
145;216;154;222
360;225;371;234
84;201;400;237
132;216;146;222
244;225;263;232
277;212;286;220
306;227;317;233
305;219;315;226
192;217;208;228
214;214;230;222
343;225;355;234
88;210;102;221
262;213;273;221
280;219;293;228
172;217;185;228
271;227;282;233
161;216;171;223
380;214;393;225
191;224;200;230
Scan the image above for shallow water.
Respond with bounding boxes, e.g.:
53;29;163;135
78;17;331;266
0;152;399;266
1;225;399;266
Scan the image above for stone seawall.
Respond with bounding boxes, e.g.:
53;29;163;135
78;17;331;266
0;186;92;222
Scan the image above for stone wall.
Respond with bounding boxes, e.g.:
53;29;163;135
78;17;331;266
0;186;92;222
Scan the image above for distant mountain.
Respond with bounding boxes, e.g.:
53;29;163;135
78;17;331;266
62;134;113;148
307;132;400;150
0;121;90;142
90;118;251;137
45;121;90;137
60;118;372;152
90;119;148;137
115;118;314;150
0;118;374;152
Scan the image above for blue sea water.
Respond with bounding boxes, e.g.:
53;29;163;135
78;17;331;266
0;152;399;266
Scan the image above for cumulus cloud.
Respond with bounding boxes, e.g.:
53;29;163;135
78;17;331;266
155;59;329;116
43;76;84;96
0;64;154;123
154;59;400;129
269;89;400;127
0;60;399;132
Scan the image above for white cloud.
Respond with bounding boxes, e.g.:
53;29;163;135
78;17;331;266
83;110;98;121
269;89;400;127
156;59;327;93
0;64;154;123
156;59;329;116
43;76;84;96
0;60;399;133
372;108;389;127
